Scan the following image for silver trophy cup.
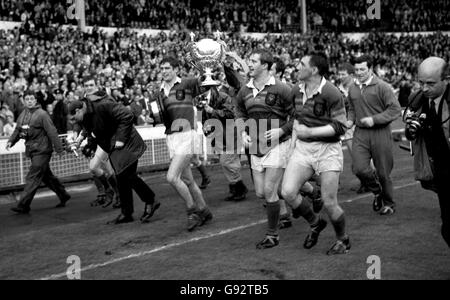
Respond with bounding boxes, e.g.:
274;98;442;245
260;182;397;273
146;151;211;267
188;38;225;86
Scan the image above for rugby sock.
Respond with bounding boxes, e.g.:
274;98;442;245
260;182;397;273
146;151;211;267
197;165;209;180
93;175;105;194
96;174;110;191
293;200;318;225
331;214;347;241
266;201;280;236
107;175;119;195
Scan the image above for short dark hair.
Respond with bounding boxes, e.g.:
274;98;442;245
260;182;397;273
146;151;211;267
338;62;355;75
160;56;180;69
273;56;286;77
252;49;274;71
353;55;374;69
82;75;96;84
308;52;329;77
23;89;37;98
68;100;84;115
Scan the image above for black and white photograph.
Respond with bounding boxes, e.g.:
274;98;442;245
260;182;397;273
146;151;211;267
0;0;449;284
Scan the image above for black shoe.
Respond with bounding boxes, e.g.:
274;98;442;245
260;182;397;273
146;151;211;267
11;206;30;214
357;184;371;194
91;194;106;207
112;196;121;209
232;181;248;201
56;194;71;208
224;183;237;201
326;237;351;255
102;188;114;208
279;214;292;229
256;234;279;249
303;217;328;249
107;214;134;225
379;205;395;216
187;212;202;231
140;201;161;223
372;194;383;212
199;177;211;190
198;208;213;226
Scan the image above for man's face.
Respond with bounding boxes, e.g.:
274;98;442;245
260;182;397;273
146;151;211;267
67;92;75;102
248;54;265;79
418;69;447;99
69;108;84;124
24;95;37;109
296;56;314;81
338;70;350;84
55;92;63;100
160;62;177;83
354;62;372;83
83;79;98;95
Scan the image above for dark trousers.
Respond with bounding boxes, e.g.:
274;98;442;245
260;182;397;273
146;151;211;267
116;161;155;217
352;127;395;206
18;154;68;209
433;159;450;247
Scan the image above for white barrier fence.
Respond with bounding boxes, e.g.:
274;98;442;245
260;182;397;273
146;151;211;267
0;126;209;190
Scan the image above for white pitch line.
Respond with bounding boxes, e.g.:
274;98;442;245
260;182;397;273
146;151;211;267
39;219;267;280
39;181;419;280
343;181;419;203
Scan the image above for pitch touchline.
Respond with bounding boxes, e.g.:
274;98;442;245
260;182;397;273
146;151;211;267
39;220;267;280
39;181;419;280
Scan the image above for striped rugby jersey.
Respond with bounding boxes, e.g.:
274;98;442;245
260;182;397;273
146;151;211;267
291;77;347;143
235;76;294;156
154;77;200;135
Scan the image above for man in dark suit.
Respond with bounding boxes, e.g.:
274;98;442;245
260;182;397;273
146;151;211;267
405;57;450;247
68;76;160;224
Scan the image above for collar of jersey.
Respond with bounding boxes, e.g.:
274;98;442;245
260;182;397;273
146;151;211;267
246;76;276;97
160;77;182;92
299;76;327;97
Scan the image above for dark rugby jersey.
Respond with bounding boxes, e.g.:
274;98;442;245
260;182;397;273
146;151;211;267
347;76;401;128
156;77;200;135
235;76;294;156
292;78;347;143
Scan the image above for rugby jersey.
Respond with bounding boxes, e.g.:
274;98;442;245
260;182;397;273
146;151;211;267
292;77;347;143
347;75;401;128
235;76;294;156
154;77;200;134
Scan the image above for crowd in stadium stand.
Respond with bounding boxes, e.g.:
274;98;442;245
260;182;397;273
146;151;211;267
1;0;450;32
1;0;450;136
1;21;449;137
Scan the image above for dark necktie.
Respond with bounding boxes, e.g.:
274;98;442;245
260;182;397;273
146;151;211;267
428;99;437;121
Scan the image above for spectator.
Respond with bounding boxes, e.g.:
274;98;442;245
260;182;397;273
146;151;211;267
3;110;17;137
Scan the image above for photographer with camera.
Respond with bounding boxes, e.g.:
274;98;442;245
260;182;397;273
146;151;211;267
404;57;450;247
6;90;71;214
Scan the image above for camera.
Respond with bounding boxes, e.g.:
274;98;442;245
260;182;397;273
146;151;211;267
19;125;30;139
195;94;208;110
404;109;427;140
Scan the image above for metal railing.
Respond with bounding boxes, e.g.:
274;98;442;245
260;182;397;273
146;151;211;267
0;127;209;191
